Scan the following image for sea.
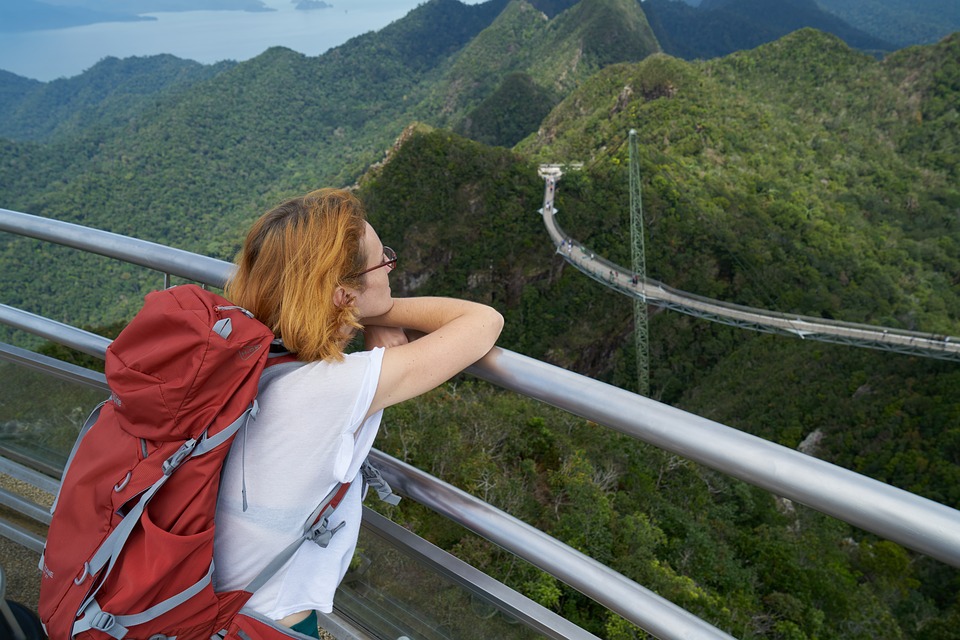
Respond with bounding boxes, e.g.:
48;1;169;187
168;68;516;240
0;0;484;82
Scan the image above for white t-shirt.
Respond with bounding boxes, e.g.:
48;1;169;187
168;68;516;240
213;347;385;619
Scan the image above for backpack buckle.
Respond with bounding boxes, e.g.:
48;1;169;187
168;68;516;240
90;611;116;632
307;518;346;548
162;438;198;475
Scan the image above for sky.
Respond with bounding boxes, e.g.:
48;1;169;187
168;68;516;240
0;0;486;82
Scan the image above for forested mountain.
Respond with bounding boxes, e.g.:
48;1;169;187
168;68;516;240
514;21;960;476
674;0;960;46
0;55;236;141
436;0;660;143
0;0;661;327
2;0;960;638
0;0;510;323
0;70;41;106
524;28;960;327
815;0;960;48
359;30;960;639
642;0;893;59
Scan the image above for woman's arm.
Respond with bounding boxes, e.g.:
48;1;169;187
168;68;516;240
362;325;409;350
363;297;503;418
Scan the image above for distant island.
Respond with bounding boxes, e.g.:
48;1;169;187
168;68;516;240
294;0;332;9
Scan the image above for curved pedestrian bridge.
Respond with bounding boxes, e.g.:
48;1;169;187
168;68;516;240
537;166;960;362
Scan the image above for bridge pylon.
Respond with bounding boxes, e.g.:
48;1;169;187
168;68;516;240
630;130;650;396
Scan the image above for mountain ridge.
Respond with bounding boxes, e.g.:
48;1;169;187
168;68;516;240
0;54;236;142
643;0;894;60
422;0;660;131
816;0;960;47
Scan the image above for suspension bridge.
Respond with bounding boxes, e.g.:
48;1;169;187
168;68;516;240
538;164;960;362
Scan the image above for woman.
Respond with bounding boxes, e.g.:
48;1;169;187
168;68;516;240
213;188;503;636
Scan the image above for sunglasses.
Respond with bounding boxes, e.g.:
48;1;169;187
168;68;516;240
355;246;397;277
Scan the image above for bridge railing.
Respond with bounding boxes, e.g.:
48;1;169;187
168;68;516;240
540;180;960;360
3;207;960;640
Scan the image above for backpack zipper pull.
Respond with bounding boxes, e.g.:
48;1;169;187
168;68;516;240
241;400;258;512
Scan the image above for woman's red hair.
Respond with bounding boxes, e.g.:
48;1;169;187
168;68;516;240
226;188;368;362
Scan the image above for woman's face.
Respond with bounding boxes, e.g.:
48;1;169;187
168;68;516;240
351;221;394;320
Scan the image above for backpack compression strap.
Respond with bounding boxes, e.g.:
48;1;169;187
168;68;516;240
243;480;353;594
241;355;401;594
69;405;259;640
360;460;401;506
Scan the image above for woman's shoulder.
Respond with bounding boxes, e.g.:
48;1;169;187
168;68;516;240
288;347;384;381
344;346;385;362
259;349;385;416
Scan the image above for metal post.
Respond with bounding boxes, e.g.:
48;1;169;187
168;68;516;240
630;130;650;395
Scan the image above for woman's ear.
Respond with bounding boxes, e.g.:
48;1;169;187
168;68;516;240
333;287;354;308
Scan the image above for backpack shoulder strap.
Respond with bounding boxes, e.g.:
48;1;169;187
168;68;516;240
241;349;401;596
243;480;352;594
258;360;303;388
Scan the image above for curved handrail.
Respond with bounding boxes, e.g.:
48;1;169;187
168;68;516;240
2;205;960;564
536;170;960;360
3;206;960;637
0;311;735;640
0;208;233;286
6;292;958;568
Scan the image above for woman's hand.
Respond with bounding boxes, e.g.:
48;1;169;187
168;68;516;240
363;325;409;350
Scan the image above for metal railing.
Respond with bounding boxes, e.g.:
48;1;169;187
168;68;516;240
0;339;596;640
3;206;960;639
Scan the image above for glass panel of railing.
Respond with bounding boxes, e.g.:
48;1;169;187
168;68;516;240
0;359;105;477
336;525;544;640
0;352;566;639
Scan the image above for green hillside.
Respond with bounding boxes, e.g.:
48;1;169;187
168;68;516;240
353;129;959;638
497;29;957;636
519;30;960;334
642;0;894;60
816;0;960;48
421;0;660;132
0;0;663;331
0;55;236;142
0;0;513;326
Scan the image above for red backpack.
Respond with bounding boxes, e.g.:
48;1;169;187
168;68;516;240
37;284;370;640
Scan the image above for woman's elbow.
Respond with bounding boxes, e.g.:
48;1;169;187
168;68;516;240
485;307;505;344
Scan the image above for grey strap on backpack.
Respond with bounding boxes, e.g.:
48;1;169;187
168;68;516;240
242;357;401;595
242;458;401;595
243;478;352;594
69;406;258;640
360;460;401;506
73;562;214;639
